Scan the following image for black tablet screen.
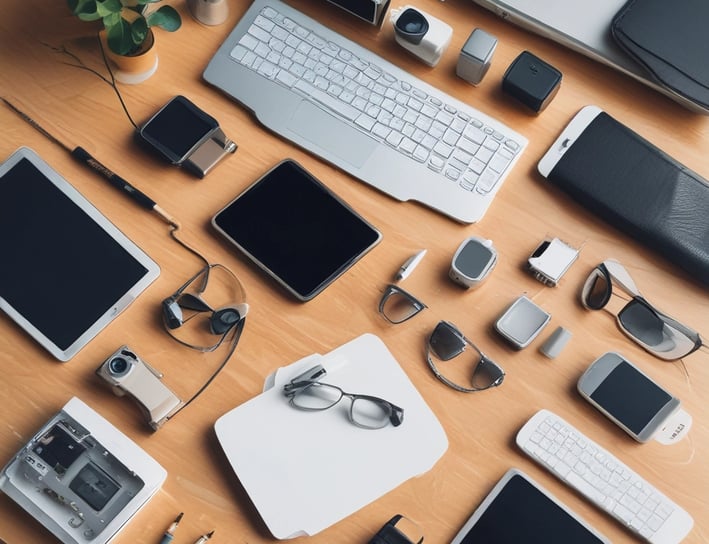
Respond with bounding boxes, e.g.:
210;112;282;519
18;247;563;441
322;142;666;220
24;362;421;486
456;473;606;543
213;160;381;300
0;158;149;351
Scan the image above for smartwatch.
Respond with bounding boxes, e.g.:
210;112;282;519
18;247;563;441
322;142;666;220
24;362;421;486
449;236;497;288
138;95;236;177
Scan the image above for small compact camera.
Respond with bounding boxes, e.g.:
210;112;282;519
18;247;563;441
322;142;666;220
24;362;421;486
96;346;183;431
390;6;452;67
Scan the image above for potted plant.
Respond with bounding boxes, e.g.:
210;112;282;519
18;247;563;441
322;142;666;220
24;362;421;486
68;0;182;82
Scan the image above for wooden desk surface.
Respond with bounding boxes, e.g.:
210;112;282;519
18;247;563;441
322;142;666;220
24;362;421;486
1;0;708;542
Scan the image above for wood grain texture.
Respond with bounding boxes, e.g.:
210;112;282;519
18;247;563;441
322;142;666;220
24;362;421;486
1;0;708;542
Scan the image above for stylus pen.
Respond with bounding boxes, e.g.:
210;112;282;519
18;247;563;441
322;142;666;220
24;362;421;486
1;97;179;228
159;512;184;544
395;249;427;281
193;530;215;544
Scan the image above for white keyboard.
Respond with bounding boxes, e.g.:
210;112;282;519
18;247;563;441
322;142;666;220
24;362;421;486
516;409;694;544
204;0;527;223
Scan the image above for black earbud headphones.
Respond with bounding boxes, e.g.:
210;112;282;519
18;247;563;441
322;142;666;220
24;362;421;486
161;264;249;349
162;292;249;335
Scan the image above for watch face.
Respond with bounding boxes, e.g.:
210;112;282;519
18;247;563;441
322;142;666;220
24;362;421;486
139;96;218;164
454;238;496;280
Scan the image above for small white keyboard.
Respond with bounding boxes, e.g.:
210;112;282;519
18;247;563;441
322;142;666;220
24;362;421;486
516;409;693;544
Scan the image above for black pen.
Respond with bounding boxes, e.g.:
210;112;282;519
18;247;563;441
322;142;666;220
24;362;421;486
1;97;179;228
159;512;183;544
193;530;215;544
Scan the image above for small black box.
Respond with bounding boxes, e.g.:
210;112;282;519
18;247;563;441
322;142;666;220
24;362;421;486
502;51;562;112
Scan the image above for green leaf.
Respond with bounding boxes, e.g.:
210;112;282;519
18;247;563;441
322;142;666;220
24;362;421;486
146;5;181;31
71;0;102;20
96;0;122;17
102;12;122;28
106;18;133;55
130;18;149;47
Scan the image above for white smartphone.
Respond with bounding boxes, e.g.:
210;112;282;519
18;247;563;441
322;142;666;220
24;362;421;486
577;352;680;443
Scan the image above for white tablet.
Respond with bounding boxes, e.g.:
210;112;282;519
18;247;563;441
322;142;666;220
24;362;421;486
450;468;610;544
0;147;160;361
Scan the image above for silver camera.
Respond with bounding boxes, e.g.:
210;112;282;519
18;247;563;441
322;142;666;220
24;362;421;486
96;346;183;431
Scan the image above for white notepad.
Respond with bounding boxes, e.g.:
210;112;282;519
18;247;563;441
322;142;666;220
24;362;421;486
215;333;448;539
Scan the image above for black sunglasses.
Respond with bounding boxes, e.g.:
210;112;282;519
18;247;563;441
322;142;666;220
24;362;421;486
581;260;703;361
427;321;505;393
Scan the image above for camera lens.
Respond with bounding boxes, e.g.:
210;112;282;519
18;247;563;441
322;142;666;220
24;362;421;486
107;357;131;377
395;8;429;45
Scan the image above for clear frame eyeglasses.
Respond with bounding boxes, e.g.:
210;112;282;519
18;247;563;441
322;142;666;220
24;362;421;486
283;365;404;430
427;321;505;393
378;284;427;324
581;259;704;361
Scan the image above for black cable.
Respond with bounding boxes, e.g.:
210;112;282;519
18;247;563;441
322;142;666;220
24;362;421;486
167;317;247;420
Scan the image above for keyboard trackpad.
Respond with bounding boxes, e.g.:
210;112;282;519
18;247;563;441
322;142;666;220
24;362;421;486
287;101;376;168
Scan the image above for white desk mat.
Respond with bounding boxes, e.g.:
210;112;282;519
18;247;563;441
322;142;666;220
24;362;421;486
215;333;448;538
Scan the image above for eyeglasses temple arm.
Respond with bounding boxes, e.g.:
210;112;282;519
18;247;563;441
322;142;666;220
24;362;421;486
603;259;642;296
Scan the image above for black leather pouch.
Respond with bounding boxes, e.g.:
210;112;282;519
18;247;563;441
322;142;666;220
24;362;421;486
545;111;709;286
611;0;709;110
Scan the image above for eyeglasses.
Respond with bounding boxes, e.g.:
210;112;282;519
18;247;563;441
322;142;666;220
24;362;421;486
427;321;505;392
378;284;427;324
283;365;404;430
581;259;703;360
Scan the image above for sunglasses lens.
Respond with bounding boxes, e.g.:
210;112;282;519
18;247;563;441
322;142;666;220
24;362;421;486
618;300;665;346
429;322;465;361
472;358;505;390
583;270;611;309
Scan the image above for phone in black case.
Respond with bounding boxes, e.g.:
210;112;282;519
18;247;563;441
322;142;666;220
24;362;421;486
538;105;709;286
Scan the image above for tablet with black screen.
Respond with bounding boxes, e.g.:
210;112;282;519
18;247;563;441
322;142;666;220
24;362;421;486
212;159;381;301
450;469;610;544
0;148;160;361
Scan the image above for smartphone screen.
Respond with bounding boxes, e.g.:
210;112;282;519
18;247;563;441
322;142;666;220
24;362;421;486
578;352;679;441
590;360;672;436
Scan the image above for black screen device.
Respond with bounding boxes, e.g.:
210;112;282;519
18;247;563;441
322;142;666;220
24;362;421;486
577;352;679;442
0;148;160;361
538;105;709;286
138;95;219;165
212;159;382;301
324;0;391;26
449;469;609;544
591;362;670;434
